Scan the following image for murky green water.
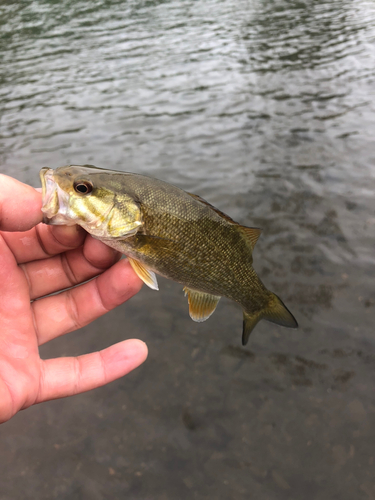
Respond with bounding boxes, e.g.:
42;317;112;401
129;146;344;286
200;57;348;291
1;1;375;498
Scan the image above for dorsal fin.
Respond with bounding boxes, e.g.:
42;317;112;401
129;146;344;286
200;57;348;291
187;192;261;250
238;226;262;251
187;192;238;224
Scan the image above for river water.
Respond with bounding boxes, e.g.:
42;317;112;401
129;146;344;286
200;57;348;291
1;1;375;499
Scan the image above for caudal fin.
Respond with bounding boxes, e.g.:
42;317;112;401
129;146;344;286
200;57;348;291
242;293;298;345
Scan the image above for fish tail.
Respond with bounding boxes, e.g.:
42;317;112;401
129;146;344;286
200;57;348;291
242;292;298;345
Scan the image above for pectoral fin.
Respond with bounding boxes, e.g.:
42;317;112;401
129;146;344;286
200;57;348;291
128;258;159;290
183;287;221;322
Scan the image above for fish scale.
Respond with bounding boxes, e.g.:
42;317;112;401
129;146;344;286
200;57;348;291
40;165;298;345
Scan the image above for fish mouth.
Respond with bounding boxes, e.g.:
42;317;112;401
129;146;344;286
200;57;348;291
40;167;72;225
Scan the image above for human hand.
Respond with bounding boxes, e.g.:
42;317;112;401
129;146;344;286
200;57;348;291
0;174;147;424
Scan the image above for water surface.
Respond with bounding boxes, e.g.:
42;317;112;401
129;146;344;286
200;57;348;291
1;1;375;499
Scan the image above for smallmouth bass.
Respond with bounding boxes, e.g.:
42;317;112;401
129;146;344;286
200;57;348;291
40;165;297;344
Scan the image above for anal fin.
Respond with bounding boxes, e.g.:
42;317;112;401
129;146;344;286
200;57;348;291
183;287;221;322
128;257;159;290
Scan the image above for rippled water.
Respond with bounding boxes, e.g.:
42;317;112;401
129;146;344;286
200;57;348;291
1;1;375;499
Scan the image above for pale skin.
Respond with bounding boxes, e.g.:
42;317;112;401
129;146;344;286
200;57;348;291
0;174;148;424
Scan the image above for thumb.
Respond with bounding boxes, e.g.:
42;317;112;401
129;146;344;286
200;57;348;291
0;174;43;231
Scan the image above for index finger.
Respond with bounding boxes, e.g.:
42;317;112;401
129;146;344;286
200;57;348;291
0;174;88;262
0;174;43;231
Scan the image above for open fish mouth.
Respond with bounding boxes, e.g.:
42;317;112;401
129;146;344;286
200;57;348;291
39;167;73;225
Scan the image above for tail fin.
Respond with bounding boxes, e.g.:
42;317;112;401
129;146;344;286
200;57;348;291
242;293;298;345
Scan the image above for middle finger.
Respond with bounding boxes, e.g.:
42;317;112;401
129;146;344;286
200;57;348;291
21;236;121;300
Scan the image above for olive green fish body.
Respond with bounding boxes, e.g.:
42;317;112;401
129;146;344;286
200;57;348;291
97;177;270;312
40;165;298;344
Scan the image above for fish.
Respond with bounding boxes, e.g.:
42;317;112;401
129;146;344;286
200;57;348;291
40;164;298;345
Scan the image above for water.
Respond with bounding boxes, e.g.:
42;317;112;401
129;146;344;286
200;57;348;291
1;1;375;498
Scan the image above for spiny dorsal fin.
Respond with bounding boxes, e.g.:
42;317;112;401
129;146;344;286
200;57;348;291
238;226;262;251
187;192;238;224
187;192;262;250
183;287;221;322
128;257;159;290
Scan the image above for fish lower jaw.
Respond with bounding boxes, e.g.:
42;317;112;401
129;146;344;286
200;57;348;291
43;212;78;226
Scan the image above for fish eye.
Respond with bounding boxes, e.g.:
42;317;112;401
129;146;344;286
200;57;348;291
73;180;93;195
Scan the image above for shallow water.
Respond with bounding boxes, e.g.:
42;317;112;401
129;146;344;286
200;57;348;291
1;1;375;498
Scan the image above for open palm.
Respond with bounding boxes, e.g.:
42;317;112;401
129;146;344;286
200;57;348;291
0;174;147;424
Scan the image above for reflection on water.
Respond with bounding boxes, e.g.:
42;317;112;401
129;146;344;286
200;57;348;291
244;0;369;71
1;0;375;498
